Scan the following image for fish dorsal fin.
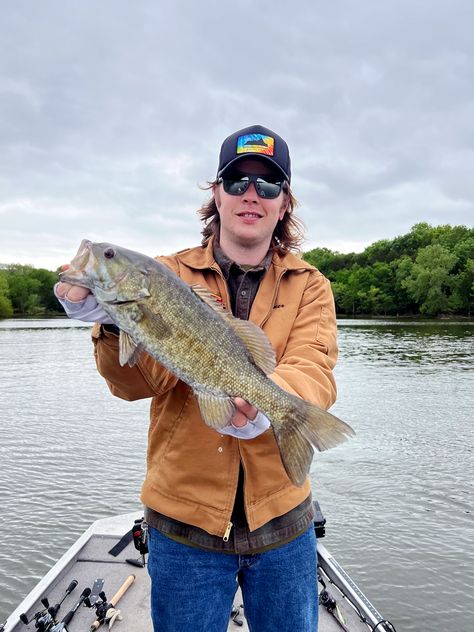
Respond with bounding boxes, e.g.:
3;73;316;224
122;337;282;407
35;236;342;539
119;331;141;367
229;319;276;375
195;391;235;429
190;284;276;375
191;284;230;314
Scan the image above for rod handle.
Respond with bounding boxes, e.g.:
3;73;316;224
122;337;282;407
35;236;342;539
110;574;135;607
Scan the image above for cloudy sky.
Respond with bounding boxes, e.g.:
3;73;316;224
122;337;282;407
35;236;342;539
1;0;473;270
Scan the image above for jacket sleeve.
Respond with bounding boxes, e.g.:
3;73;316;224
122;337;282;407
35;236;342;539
91;254;180;401
92;325;179;401
270;272;338;410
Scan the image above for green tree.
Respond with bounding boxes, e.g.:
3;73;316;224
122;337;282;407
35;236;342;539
366;262;397;314
449;258;474;315
0;271;13;318
390;222;434;260
31;268;60;313
303;247;338;277
333;265;374;314
360;239;393;265
402;244;458;315
6;265;42;315
391;256;417;314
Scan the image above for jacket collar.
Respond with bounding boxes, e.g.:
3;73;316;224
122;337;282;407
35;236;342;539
175;236;314;273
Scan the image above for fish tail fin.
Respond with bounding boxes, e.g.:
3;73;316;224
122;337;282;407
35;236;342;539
273;396;355;487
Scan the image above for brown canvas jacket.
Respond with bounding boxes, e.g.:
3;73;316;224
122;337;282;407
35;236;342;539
91;238;338;537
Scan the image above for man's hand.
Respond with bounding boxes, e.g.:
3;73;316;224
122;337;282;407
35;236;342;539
219;399;270;439
55;264;90;303
231;397;258;428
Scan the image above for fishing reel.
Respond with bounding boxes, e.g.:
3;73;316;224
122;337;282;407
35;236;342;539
84;583;124;630
84;590;109;620
20;607;55;632
19;580;77;631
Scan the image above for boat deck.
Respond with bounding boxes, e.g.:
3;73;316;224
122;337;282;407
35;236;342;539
4;513;378;632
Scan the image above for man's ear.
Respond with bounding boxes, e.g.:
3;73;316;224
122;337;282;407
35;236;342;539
279;196;289;220
213;183;221;210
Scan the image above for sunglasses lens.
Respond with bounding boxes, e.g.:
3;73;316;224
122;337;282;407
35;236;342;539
255;179;281;199
223;176;283;199
223;178;250;196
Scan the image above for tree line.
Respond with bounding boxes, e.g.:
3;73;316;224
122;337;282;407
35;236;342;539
303;223;474;316
0;223;473;318
0;265;60;318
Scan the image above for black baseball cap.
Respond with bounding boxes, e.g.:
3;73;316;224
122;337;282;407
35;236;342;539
217;124;291;183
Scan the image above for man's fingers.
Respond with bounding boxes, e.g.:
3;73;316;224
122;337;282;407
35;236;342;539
67;285;90;301
55;281;90;302
233;398;258;422
55;282;70;298
231;410;248;428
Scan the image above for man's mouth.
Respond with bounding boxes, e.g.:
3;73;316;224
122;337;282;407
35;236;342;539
238;212;262;218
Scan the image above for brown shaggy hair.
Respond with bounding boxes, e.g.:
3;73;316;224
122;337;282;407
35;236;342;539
197;179;305;254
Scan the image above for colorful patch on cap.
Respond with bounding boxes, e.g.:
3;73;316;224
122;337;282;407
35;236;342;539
236;133;275;156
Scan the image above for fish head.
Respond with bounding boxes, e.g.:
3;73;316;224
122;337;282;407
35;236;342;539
59;240;151;303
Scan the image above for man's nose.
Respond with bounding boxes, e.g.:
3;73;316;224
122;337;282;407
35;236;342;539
242;182;259;202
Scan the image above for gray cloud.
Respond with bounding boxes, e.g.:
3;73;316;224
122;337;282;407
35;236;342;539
0;0;473;268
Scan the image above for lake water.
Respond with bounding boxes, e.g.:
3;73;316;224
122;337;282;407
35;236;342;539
0;318;473;631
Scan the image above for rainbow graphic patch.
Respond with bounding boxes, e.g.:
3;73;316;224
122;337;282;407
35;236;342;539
236;133;275;156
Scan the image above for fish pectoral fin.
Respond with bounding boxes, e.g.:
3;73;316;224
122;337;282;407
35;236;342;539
196;392;235;429
119;331;141;367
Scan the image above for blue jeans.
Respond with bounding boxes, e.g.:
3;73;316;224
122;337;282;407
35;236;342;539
147;525;318;632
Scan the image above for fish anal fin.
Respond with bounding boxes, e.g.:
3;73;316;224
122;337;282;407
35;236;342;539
119;331;141;367
196;391;235;429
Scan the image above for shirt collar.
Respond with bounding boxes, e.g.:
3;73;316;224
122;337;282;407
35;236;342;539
213;241;273;280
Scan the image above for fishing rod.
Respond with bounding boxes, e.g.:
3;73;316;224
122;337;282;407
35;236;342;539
317;569;397;632
313;501;398;632
19;580;77;631
48;586;91;631
318;573;352;632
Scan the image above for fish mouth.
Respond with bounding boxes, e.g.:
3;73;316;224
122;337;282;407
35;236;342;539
59;239;95;288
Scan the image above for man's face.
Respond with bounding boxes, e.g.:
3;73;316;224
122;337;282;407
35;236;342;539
213;158;288;252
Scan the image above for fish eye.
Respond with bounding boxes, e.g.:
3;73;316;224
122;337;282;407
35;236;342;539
104;248;115;259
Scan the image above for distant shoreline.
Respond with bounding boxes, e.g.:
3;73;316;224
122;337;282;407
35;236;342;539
3;313;473;323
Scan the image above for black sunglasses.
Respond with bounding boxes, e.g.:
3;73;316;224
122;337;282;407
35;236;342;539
217;174;287;199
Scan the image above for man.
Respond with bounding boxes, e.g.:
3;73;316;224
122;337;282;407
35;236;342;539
56;124;338;632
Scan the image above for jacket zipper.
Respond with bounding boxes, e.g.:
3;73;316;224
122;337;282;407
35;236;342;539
223;521;233;542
